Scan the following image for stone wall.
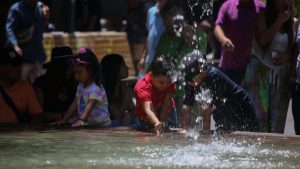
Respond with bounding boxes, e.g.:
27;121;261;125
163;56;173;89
43;31;135;76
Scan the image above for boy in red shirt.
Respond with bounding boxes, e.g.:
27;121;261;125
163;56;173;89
134;57;176;136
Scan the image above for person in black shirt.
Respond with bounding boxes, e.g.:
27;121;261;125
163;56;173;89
179;50;259;133
34;46;77;123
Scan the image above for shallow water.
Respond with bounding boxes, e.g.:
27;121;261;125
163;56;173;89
0;128;299;169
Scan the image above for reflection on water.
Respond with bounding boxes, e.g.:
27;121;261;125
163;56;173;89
0;128;299;169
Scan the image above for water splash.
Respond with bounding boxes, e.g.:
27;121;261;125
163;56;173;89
195;87;212;109
1;131;300;169
106;137;300;169
172;14;185;38
186;116;203;140
186;0;213;21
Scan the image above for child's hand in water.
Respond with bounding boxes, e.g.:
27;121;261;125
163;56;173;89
154;122;163;136
72;119;85;127
178;129;187;134
50;119;66;126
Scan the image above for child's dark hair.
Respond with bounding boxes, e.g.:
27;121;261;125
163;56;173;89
160;0;185;18
100;54;125;101
179;50;207;82
71;48;100;84
151;56;173;77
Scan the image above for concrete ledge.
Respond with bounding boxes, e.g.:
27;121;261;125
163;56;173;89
228;131;300;140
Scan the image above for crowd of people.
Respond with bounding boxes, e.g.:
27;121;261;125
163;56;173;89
1;0;300;136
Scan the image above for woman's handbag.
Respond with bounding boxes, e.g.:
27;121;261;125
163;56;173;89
16;23;35;44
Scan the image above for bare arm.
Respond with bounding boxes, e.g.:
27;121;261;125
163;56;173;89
181;104;191;130
214;24;234;51
138;37;149;71
51;98;77;125
159;93;173;122
202;106;211;131
255;10;291;48
72;99;97;127
41;3;50;27
142;101;162;136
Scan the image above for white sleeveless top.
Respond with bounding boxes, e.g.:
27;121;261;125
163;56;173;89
252;32;289;69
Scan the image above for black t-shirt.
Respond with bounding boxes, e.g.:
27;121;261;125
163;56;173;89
34;75;77;113
183;65;258;132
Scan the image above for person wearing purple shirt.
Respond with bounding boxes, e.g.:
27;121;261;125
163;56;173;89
214;0;265;84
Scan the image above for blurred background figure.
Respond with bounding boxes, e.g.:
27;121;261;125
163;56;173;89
75;0;102;31
292;17;300;135
126;0;149;76
34;46;77;123
214;0;265;84
0;1;15;48
100;54;136;127
0;47;42;124
243;0;295;133
141;0;167;74
6;0;50;83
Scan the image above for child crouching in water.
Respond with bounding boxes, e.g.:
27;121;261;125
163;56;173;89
52;48;111;127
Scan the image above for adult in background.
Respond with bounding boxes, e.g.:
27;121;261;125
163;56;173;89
126;0;148;76
0;48;42;124
75;0;102;31
0;1;14;48
214;0;265;84
139;0;167;75
243;0;295;133
34;46;77;123
292;17;300;135
6;0;49;83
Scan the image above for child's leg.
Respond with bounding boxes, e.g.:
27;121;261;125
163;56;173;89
167;108;178;128
21;63;34;82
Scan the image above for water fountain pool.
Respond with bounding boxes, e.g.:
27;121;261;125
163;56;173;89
0;127;299;169
1;1;298;169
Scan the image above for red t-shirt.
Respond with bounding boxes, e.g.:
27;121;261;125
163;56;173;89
134;72;176;122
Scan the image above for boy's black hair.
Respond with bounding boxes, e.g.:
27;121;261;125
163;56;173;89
151;56;174;78
179;50;207;82
160;0;185;18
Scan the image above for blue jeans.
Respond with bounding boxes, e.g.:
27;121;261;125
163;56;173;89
221;68;245;85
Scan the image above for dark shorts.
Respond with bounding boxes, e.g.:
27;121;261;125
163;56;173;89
213;101;260;133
